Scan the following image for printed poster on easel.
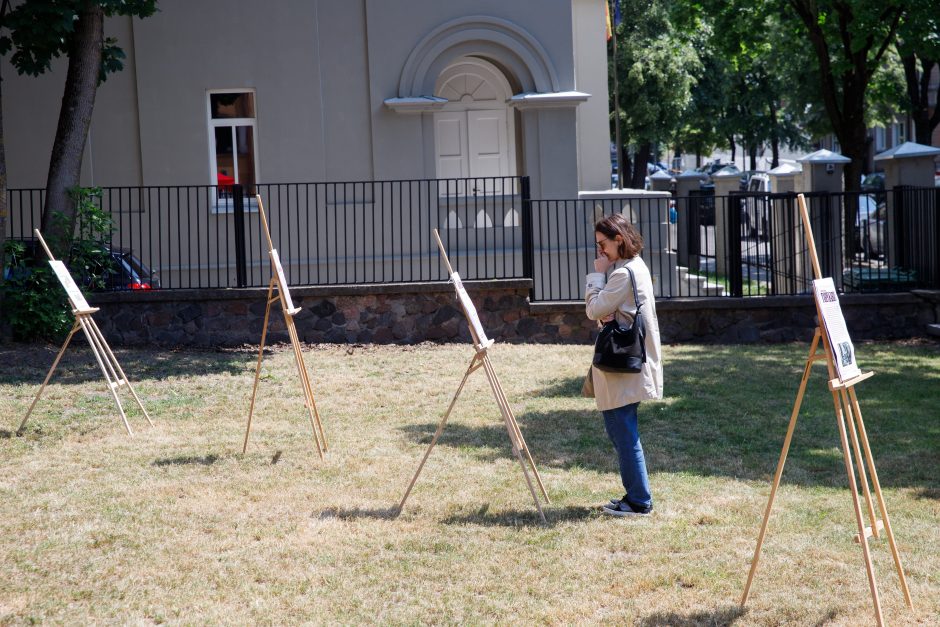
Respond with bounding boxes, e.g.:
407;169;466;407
269;248;296;312
48;259;93;312
812;277;861;383
449;272;489;345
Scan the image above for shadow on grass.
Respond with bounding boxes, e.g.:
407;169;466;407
530;375;585;398
637;605;746;626
316;506;400;521
400;344;940;495
442;503;596;527
0;345;247;386
153;454;219;467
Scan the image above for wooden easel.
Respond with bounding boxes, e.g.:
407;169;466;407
396;229;550;523
740;194;912;625
18;229;153;436
242;194;327;458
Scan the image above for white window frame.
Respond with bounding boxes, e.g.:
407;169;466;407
893;121;906;146
874;126;886;152
207;88;260;214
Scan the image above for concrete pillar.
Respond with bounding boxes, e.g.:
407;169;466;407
674;170;708;270
711;170;741;277
874;142;940;269
648;170;674;192
875;141;940;188
767;163;805;293
798;149;851;286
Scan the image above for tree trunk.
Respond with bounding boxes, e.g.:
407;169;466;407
728;136;736;163
39;2;104;260
0;0;8;287
632;142;651;189
838;121;870;260
903;55;940;146
621;146;632;190
748;144;758;171
769;101;780;169
0;65;7;287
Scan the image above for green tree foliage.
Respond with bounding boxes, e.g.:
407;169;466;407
0;0;157;271
1;187;113;341
610;0;699;186
895;0;940;145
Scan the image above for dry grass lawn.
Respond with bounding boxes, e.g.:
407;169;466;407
0;339;938;625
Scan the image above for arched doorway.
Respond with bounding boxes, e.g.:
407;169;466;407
432;57;517;188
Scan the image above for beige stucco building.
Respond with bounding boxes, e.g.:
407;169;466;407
4;0;611;199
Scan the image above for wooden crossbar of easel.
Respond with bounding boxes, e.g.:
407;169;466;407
17;229;153;436
396;229;550;523
242;194;327;459
740;194;912;625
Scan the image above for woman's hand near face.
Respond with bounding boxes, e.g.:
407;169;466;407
593;255;611;273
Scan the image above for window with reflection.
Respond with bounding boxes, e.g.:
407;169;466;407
208;90;258;206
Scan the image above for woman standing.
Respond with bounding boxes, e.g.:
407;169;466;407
585;213;663;516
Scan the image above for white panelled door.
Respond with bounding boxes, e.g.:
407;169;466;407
434;112;468;180
468;109;508;180
433;56;515;196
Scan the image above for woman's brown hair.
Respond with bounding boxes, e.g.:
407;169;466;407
595;213;643;259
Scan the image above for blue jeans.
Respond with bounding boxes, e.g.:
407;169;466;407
602;402;652;509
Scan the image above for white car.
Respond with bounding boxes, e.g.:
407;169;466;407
741;173;770;239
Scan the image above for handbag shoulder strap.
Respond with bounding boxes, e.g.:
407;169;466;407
625;264;642;311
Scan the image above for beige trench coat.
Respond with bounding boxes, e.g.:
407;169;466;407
585;256;663;411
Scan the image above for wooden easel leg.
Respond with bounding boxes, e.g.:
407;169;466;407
78;316;133;436
286;316;323;459
87;317;153;427
831;389;884;626
849;388;914;610
742;330;822;606
396;355;483;516
481;354;550;505
243;281;275;453
17;320;82;433
480;355;546;523
289;318;327;450
840;388;879;538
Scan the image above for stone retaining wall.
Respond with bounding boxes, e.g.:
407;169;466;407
78;280;938;347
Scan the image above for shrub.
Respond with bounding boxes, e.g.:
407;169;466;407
1;188;114;341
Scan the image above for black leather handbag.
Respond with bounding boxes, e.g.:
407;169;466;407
592;266;646;373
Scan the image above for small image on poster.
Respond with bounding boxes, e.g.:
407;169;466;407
813;277;861;382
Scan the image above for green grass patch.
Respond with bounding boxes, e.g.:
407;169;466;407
0;340;937;624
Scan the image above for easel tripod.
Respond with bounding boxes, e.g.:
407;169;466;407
396;230;550;523
242;194;327;458
740;194;912;625
18;229;152;436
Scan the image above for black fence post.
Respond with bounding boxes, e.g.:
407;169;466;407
520;176;534;296
727;193;743;297
233;184;247;288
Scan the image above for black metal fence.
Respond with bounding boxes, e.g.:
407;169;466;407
6;177;530;289
5;180;938;301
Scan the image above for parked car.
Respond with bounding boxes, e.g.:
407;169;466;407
856;172;886;258
739;170;767;191
856;195;885;258
861;172;885;192
3;239;160;291
740;173;771;239
697;161;738;176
